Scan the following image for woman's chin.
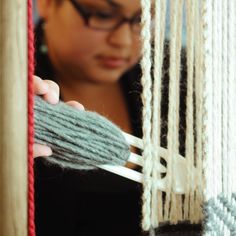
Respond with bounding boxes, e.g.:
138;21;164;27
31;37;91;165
89;69;124;84
91;76;120;84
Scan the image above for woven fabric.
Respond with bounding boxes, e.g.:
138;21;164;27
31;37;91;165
204;193;236;235
34;95;130;169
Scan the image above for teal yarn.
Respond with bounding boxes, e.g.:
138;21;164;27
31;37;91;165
34;95;130;169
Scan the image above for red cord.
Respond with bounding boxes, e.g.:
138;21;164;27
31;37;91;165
28;0;35;235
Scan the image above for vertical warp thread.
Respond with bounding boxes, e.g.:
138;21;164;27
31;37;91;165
226;0;231;197
27;0;35;235
227;0;236;195
201;0;236;233
193;0;204;223
212;0;222;198
217;0;223;196
151;0;167;227
215;0;223;196
231;0;236;193
165;0;183;223
201;0;213;202
164;0;177;221
140;0;153;231
185;0;195;221
222;0;229;195
171;0;184;223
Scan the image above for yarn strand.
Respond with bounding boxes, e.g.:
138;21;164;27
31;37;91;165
27;0;35;234
140;0;153;230
151;0;167;227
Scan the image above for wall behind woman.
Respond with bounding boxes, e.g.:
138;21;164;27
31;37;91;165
33;0;39;23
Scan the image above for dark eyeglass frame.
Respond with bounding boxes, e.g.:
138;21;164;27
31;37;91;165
69;0;141;34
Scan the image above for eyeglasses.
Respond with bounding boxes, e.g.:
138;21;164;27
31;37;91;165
69;0;141;34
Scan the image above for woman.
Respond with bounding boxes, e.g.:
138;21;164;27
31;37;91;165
34;0;145;235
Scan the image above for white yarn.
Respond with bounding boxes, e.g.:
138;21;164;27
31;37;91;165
139;0;235;231
170;0;185;223
140;0;153;231
184;0;195;221
193;0;204;223
211;0;222;198
200;0;236;233
165;0;183;223
216;0;223;196
202;0;214;202
222;0;229;195
226;0;236;194
151;0;166;227
202;0;236;201
232;0;236;192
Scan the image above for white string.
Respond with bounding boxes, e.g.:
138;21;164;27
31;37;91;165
200;0;236;232
139;0;235;230
227;0;236;194
164;0;178;221
202;0;214;202
170;0;184;223
151;0;167;227
212;0;222;198
184;0;195;221
165;0;183;223
231;0;236;193
140;0;153;231
193;0;204;223
222;0;229;195
215;0;223;196
201;0;236;200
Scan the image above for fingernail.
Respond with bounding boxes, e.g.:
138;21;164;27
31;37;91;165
51;91;59;104
42;82;49;91
67;101;85;111
44;146;53;156
75;103;85;111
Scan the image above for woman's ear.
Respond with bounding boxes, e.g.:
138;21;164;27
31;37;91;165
37;0;53;20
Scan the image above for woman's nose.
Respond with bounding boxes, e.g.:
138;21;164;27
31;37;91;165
108;23;133;48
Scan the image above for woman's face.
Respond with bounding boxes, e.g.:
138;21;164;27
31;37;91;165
38;0;142;83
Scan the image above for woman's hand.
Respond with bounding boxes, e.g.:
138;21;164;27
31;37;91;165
33;76;84;158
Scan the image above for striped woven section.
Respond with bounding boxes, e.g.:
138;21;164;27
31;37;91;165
204;193;236;235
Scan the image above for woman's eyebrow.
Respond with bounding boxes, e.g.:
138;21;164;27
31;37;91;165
96;0;141;17
105;0;141;16
105;0;123;9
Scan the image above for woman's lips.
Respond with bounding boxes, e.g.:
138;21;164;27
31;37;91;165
98;56;128;69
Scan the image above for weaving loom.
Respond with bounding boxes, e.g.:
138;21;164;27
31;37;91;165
0;0;236;235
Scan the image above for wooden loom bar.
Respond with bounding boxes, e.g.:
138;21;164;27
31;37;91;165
0;0;28;235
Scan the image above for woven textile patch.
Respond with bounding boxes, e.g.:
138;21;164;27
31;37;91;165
203;193;236;235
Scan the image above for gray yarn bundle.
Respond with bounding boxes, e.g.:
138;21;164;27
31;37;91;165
34;95;130;170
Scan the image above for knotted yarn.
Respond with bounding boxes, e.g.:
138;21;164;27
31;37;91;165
34;95;130;169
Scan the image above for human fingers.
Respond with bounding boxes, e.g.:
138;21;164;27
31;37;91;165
33;75;49;95
66;101;85;111
33;143;52;158
43;80;60;104
33;76;59;104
